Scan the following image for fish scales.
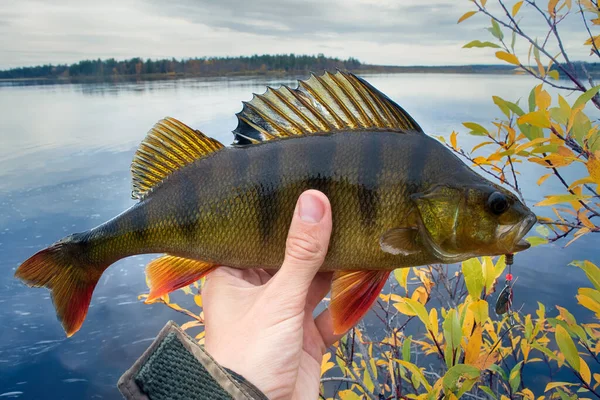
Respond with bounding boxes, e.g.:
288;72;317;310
85;131;462;271
15;71;536;336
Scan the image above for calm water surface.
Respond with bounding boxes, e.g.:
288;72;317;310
0;74;598;398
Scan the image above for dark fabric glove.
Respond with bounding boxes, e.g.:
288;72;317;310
118;321;268;400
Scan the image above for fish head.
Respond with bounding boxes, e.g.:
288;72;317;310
412;183;536;263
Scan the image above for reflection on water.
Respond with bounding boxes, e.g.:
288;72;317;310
0;74;598;398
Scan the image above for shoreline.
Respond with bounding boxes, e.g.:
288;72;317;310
0;66;521;84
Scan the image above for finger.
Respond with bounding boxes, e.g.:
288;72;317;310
314;308;347;348
269;190;332;297
305;272;333;312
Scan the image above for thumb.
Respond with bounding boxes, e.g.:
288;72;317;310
269;190;332;297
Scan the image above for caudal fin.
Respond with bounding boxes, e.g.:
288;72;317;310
14;236;107;337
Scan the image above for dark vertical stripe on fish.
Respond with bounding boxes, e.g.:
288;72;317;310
231;147;251;190
256;143;281;244
306;136;335;196
358;134;381;228
132;203;149;247
406;133;431;187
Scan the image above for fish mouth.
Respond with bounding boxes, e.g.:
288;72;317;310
509;212;537;253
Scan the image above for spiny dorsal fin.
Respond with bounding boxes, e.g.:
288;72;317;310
131;117;224;200
233;70;423;145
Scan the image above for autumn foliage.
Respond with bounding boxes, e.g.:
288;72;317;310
146;0;600;398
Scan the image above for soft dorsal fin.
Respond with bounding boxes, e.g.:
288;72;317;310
131;117;224;199
232;70;424;144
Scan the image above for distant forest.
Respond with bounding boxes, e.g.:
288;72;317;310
2;54;598;81
0;54;363;80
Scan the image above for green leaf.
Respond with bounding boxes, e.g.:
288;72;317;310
488;364;508;381
509;361;523;393
443;309;462;351
493;96;511;118
531;341;559;361
480;386;498;399
506;100;525;116
462;258;484;299
555;324;580;371
463;40;501;49
549;106;568;125
536;225;550;237
525;236;548;247
463;122;488;135
394;298;431;329
571;260;600;292
443;364;480;395
402;336;411;362
571;110;592;146
490;19;504;40
573;85;600;110
528;87;537;112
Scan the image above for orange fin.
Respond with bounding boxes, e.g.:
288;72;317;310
15;240;106;337
330;270;391;334
146;255;216;301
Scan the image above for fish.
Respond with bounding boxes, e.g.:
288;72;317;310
15;71;537;337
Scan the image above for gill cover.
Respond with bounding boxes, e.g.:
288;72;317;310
411;185;463;262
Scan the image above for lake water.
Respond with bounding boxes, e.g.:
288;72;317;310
0;74;598;399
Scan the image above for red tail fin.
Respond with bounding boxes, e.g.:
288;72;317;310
15;238;106;337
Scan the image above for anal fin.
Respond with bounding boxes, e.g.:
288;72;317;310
145;255;216;301
330;270;391;334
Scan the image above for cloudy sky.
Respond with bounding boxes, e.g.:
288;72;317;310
0;0;594;69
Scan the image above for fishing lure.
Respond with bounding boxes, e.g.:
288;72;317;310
495;253;514;318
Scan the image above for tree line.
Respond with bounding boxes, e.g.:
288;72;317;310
0;54;363;80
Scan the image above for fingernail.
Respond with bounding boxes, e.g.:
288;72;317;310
299;192;325;223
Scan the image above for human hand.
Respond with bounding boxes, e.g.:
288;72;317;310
203;190;345;400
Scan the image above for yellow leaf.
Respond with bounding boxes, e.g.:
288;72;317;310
496;51;520;65
568;176;594;189
548;0;559;15
411;286;429;305
320;352;335;376
555;325;580;371
450;131;459;150
469;300;490;324
580;356;592;385
429;308;439;337
545;381;577;392
535;87;552;110
518;110;551;128
577;294;600;314
537;173;552;186
465;325;483;365
338;389;361;400
394;268;410;293
462;258;484;299
180;285;193;295
180;320;202;331
535;194;591;206
458;11;477;23
394;298;432;329
548;70;560;80
512;1;523;16
587;152;600;185
194;294;203;307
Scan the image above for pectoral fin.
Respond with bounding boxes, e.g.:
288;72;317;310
330;270;391;334
145;255;216;301
380;227;420;255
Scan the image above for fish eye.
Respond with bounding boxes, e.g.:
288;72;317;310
487;192;509;215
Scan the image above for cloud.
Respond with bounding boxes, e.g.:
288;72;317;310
0;0;594;69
